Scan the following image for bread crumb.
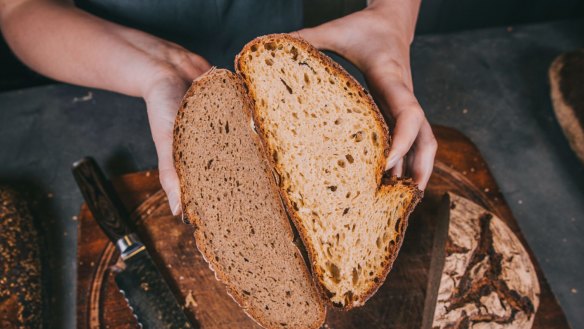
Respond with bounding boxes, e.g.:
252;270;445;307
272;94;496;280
140;282;150;291
571;288;578;294
47;193;53;198
72;216;78;221
484;188;490;193
462;108;469;114
518;200;523;205
73;91;93;103
185;290;198;308
145;171;151;177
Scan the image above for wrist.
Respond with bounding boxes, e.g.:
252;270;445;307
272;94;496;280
365;0;419;44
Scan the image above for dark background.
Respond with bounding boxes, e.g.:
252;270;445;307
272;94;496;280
1;1;583;329
1;0;583;91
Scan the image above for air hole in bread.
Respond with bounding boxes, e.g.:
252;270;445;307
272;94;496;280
264;42;277;50
351;131;363;142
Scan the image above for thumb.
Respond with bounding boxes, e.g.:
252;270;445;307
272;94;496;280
144;78;189;217
159;166;182;216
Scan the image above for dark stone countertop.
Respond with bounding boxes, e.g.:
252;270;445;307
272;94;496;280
0;19;582;329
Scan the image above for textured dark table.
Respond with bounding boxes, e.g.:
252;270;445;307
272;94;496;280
0;19;582;329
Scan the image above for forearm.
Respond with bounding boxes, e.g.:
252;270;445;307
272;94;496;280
0;0;172;97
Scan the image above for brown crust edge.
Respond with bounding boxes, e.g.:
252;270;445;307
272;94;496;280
235;33;423;310
172;68;326;329
549;53;584;164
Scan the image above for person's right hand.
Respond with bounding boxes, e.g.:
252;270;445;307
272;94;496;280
1;1;212;216
133;32;212;216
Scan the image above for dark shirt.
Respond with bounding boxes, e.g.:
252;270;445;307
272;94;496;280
74;0;303;68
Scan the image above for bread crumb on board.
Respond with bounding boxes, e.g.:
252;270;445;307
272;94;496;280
185;290;198;308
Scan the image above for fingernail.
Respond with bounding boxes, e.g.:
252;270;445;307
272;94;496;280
385;153;399;170
168;192;181;216
171;202;181;217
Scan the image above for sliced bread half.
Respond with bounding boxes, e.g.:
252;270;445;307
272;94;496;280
236;34;423;309
173;68;325;329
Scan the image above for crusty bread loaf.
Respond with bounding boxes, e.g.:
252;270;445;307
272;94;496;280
236;34;422;309
549;49;584;164
173;68;325;329
432;193;540;328
0;187;43;328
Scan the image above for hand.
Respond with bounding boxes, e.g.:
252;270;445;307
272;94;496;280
0;1;211;214
297;3;436;190
139;39;211;215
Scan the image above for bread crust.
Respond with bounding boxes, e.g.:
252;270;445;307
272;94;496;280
173;68;326;329
235;34;423;309
549;50;584;164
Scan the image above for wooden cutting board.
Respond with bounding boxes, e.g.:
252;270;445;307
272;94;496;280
76;126;570;328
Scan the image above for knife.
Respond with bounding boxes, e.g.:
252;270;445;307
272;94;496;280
72;157;195;329
421;193;451;329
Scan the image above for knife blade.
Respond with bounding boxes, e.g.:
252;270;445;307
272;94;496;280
72;157;195;329
421;193;451;329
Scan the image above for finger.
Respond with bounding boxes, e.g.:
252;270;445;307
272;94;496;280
152;122;182;216
187;53;212;75
168;51;208;82
384;106;424;170
370;78;423;171
177;55;203;81
145;82;189;215
159;164;182;216
408;121;437;190
390;156;404;177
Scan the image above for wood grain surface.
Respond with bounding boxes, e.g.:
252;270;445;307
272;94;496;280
76;126;570;328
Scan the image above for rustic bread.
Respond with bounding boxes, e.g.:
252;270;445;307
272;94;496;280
236;34;422;309
0;187;43;328
173;68;325;329
432;193;540;328
549;49;584;164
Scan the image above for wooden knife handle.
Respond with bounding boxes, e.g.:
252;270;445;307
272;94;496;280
72;157;133;243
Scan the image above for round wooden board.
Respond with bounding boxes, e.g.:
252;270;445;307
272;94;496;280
76;126;569;329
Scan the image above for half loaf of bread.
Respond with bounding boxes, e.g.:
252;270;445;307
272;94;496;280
236;34;422;309
173;68;325;329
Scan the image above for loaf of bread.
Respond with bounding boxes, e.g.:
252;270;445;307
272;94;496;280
0;187;43;328
236;34;422;309
432;193;540;328
549;49;584;164
173;68;325;329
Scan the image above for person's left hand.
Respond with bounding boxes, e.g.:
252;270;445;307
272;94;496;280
296;5;436;190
